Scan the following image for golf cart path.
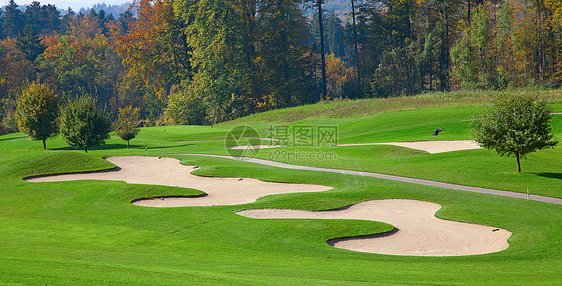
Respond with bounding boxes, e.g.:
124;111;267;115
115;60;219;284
181;154;562;205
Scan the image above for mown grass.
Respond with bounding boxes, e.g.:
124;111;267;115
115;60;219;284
213;94;562;198
0;150;560;285
0;90;561;285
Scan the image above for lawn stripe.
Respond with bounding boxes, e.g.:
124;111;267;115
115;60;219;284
181;153;562;205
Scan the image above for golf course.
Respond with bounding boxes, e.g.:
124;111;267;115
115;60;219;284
1;91;561;285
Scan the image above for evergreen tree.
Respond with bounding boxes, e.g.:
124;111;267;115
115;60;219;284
41;4;61;34
24;1;43;34
2;0;24;38
16;24;46;62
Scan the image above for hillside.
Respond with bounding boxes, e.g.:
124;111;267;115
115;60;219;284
227;90;562;124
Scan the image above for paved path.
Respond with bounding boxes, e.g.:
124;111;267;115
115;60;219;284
180;154;562;205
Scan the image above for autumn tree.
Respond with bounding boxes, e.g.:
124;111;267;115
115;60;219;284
0;38;35;99
59;96;111;153
165;87;207;126
114;105;140;148
15;82;59;149
38;32;124;111
325;54;357;98
473;92;558;173
113;0;191;103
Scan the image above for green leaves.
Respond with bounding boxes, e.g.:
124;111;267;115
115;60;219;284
114;105;140;148
15;82;59;149
59;96;111;152
473;92;559;172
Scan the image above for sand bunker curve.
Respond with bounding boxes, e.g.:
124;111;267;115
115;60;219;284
234;140;481;154
237;199;511;256
25;156;332;206
337;140;482;154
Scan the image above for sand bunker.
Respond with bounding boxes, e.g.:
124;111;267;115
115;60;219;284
25;156;332;206
338;140;481;154
26;156;511;256
238;199;511;256
230;145;286;150
233;140;482;154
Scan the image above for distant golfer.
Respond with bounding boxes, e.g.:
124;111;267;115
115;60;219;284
432;128;443;136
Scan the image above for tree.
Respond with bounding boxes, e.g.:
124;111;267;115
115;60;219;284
1;0;24;39
473;92;558;173
114;105;140;148
15;82;59;149
16;24;46;62
59;96;111;152
0;38;35;99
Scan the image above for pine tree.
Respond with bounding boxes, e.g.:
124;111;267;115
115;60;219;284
16;24;46;62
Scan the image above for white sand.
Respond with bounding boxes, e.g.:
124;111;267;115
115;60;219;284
238;199;511;256
233;140;482;154
26;156;511;256
25;156;332;206
338;140;481;154
230;145;286;150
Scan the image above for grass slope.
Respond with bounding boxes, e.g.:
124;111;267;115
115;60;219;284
0;90;561;285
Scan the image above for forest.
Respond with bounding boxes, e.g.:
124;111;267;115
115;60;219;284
2;0;562;134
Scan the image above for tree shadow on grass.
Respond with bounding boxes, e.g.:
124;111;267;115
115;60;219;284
145;143;194;150
52;143;194;152
0;135;26;141
535;173;562;180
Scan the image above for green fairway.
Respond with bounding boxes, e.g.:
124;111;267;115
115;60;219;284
1;91;561;285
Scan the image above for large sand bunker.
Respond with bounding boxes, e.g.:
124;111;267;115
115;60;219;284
233;140;482;154
338;140;481;154
26;156;511;256
238;199;511;256
25;156;332;206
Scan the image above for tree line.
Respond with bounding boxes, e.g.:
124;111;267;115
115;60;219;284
2;0;562;136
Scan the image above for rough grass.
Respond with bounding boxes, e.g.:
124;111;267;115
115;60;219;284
228;89;562;124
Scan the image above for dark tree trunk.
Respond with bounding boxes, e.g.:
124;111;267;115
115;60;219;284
127;140;130;149
42;139;46;150
516;153;521;173
351;0;362;95
318;0;327;101
84;146;88;153
440;0;450;91
466;0;470;24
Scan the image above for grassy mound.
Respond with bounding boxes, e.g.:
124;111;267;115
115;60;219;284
0;90;560;285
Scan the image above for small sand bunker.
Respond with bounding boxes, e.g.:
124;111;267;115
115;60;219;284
230;145;287;150
237;199;511;256
25;156;332;206
338;140;481;154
